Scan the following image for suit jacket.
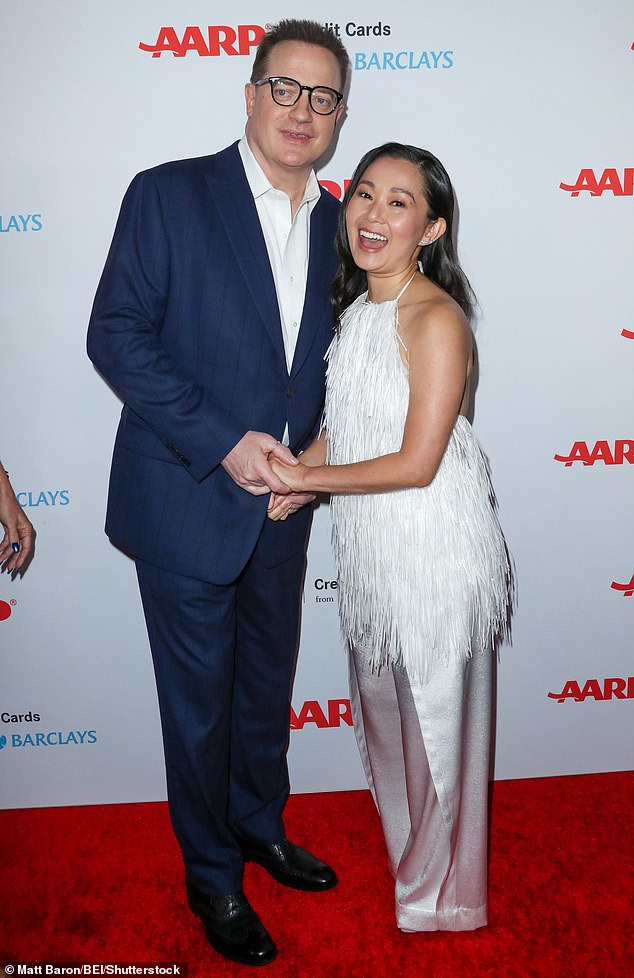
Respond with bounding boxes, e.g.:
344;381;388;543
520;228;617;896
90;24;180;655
87;142;340;583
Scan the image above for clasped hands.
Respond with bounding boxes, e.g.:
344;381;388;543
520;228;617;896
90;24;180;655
221;430;313;521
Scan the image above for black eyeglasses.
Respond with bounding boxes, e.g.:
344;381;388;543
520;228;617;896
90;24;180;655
254;76;343;116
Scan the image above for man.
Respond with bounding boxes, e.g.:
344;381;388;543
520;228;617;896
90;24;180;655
87;19;349;967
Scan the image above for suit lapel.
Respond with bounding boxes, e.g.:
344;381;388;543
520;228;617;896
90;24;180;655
204;145;286;370
290;193;334;380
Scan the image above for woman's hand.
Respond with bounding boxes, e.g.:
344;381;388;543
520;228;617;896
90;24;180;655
265;435;325;518
0;468;35;572
267;489;316;521
268;455;308;493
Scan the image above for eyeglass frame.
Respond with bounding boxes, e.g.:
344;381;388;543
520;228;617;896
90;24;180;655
253;76;344;115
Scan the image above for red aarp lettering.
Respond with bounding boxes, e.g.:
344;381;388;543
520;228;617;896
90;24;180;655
290;700;329;730
554;439;634;466
548;680;583;703
560;167;634;197
611;572;634;597
290;698;353;729
548;677;634;702
139;24;264;58
327;699;352;727
318;180;352;201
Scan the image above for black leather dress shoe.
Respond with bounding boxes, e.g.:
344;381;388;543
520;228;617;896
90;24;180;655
241;839;338;891
186;881;277;966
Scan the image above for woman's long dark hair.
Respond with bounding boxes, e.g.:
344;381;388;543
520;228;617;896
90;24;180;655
330;142;476;324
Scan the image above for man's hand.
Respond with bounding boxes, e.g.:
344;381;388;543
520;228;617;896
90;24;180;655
221;431;298;495
267;490;316;521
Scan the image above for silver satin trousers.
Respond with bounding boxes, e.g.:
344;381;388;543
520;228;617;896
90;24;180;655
348;645;492;931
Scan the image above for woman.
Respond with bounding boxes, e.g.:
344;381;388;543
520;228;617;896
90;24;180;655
269;143;512;932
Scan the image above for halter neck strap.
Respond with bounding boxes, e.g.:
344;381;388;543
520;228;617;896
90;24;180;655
395;271;418;302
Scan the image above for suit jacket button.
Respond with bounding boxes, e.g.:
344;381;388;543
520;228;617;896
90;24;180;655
286;387;294;398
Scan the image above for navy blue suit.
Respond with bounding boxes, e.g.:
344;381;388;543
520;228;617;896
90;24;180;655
88;142;339;893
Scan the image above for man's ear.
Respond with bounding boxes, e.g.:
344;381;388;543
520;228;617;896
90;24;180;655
245;82;256;118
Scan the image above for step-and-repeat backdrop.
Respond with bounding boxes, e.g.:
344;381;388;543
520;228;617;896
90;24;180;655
1;1;632;808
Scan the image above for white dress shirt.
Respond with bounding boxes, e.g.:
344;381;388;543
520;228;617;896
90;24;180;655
238;134;321;375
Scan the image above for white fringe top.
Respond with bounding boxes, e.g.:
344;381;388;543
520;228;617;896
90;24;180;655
324;287;512;679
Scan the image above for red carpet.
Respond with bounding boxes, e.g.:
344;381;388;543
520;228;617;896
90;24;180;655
2;773;633;977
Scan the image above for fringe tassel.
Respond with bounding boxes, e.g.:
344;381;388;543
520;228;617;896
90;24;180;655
324;294;513;682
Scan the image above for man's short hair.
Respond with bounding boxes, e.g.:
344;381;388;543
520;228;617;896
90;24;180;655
250;19;350;92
